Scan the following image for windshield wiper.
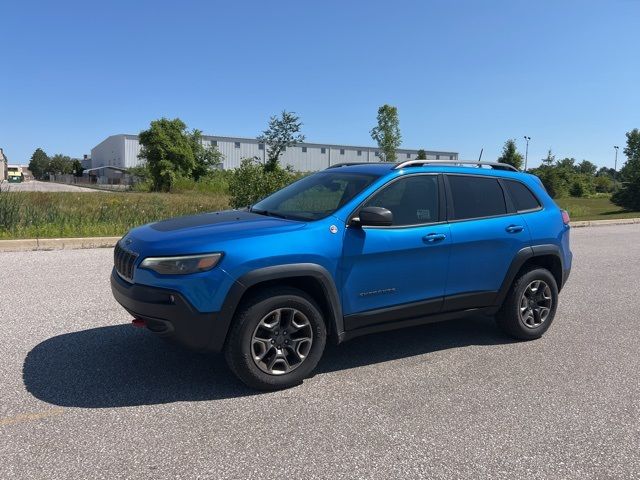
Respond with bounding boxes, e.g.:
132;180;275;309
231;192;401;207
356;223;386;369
250;208;291;220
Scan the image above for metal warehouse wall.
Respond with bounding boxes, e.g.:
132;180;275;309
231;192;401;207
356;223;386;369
90;135;458;172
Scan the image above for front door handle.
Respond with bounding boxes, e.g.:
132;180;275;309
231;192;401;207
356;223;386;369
506;224;525;233
423;233;447;243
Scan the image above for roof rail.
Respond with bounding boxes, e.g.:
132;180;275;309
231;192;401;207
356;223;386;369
394;160;519;172
326;162;390;169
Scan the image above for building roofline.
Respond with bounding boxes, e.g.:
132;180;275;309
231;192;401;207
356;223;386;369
102;134;457;156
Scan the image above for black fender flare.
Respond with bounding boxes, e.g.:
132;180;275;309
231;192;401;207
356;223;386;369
495;244;565;307
214;264;344;349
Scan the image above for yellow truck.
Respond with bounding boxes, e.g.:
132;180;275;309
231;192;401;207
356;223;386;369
7;166;23;183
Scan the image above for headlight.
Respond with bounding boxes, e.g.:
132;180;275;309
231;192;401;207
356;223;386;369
140;253;222;275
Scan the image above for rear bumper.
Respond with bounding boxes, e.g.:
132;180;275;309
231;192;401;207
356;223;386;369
110;269;227;352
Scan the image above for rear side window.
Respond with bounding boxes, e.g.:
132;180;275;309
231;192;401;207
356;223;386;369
363;175;439;226
503;179;540;212
448;175;506;220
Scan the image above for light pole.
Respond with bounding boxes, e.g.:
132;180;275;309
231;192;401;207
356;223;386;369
523;136;531;171
614;145;619;187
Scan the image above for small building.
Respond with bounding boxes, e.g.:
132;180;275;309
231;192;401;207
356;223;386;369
82;166;132;185
91;134;458;173
0;148;7;181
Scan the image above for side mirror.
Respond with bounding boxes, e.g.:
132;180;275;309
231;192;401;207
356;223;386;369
351;206;393;227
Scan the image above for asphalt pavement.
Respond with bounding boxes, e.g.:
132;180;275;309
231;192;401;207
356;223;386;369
1;225;639;479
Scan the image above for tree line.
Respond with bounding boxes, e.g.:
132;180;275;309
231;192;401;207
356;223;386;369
495;130;640;210
28;149;84;179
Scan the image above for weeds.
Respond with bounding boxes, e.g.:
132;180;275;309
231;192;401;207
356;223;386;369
0;190;229;239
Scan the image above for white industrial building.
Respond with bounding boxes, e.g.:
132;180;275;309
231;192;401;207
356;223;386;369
90;134;458;172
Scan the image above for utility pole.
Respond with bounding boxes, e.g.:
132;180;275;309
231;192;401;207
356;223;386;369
614;145;619;188
523;136;531;171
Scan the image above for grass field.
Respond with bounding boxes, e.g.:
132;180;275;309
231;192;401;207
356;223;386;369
0;191;229;239
554;196;640;221
1;190;639;240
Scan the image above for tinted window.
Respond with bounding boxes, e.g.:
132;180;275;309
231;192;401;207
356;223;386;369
253;172;378;220
363;175;439;226
448;175;506;220
504;179;540;211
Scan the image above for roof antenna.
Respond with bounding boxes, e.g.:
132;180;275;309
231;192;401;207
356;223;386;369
478;148;483;162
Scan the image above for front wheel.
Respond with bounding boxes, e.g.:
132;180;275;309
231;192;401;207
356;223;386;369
496;267;559;340
224;287;327;390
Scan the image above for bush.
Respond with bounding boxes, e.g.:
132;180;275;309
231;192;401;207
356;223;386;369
594;175;614;193
171;170;232;195
228;158;300;209
612;180;640;210
569;181;585;197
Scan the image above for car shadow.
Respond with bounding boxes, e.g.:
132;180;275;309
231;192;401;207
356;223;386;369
23;316;512;408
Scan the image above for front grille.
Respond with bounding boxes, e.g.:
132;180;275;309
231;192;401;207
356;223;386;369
114;241;138;282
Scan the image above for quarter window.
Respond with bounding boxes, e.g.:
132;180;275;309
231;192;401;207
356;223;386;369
362;175;439;226
448;175;507;220
503;179;540;212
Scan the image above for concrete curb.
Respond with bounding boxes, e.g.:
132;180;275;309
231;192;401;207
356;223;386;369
0;236;120;252
569;218;640;228
1;218;639;252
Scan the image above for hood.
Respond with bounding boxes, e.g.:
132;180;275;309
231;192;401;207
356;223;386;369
126;210;306;254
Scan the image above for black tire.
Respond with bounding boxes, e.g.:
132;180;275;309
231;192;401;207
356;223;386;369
224;287;327;391
496;267;559;340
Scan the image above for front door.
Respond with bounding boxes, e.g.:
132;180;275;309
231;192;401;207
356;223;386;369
340;174;451;330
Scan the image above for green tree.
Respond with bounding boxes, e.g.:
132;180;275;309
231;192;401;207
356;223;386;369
541;149;555;167
257;111;305;172
138;118;222;191
497;139;523;170
577;160;597;176
612;128;640;210
190;130;223;180
556;157;578;172
370;104;402;162
228;158;298;208
28;148;50;179
594;175;613;193
48;154;73;175
597;166;616;178
71;159;84;177
416;149;427;160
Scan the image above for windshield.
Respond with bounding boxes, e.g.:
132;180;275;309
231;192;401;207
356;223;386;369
252;171;379;221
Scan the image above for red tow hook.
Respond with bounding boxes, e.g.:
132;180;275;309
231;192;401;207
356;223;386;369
131;318;146;328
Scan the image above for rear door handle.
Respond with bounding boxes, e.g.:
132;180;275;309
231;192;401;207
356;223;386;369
423;233;447;243
506;225;524;233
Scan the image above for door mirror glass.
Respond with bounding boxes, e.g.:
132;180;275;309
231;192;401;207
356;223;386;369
354;206;393;227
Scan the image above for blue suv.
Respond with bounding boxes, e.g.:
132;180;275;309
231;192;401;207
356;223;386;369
111;160;572;390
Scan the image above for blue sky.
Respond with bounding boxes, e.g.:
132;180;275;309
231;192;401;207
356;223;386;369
1;0;639;169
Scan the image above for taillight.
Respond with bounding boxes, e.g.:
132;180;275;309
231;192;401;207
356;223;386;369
561;210;570;225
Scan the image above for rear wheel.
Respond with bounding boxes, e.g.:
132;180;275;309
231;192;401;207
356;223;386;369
224;287;327;390
496;267;558;340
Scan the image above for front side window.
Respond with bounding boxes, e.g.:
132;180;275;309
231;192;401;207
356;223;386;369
252;172;378;221
362;175;439;226
448;175;506;220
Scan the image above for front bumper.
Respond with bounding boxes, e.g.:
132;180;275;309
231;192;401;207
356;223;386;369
110;269;227;352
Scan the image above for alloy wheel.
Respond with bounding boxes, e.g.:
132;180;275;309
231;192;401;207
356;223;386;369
251;308;313;375
519;280;553;328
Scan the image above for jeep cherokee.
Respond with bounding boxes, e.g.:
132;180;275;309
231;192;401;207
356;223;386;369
111;160;572;390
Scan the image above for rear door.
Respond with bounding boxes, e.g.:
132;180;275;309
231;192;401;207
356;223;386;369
443;174;531;310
